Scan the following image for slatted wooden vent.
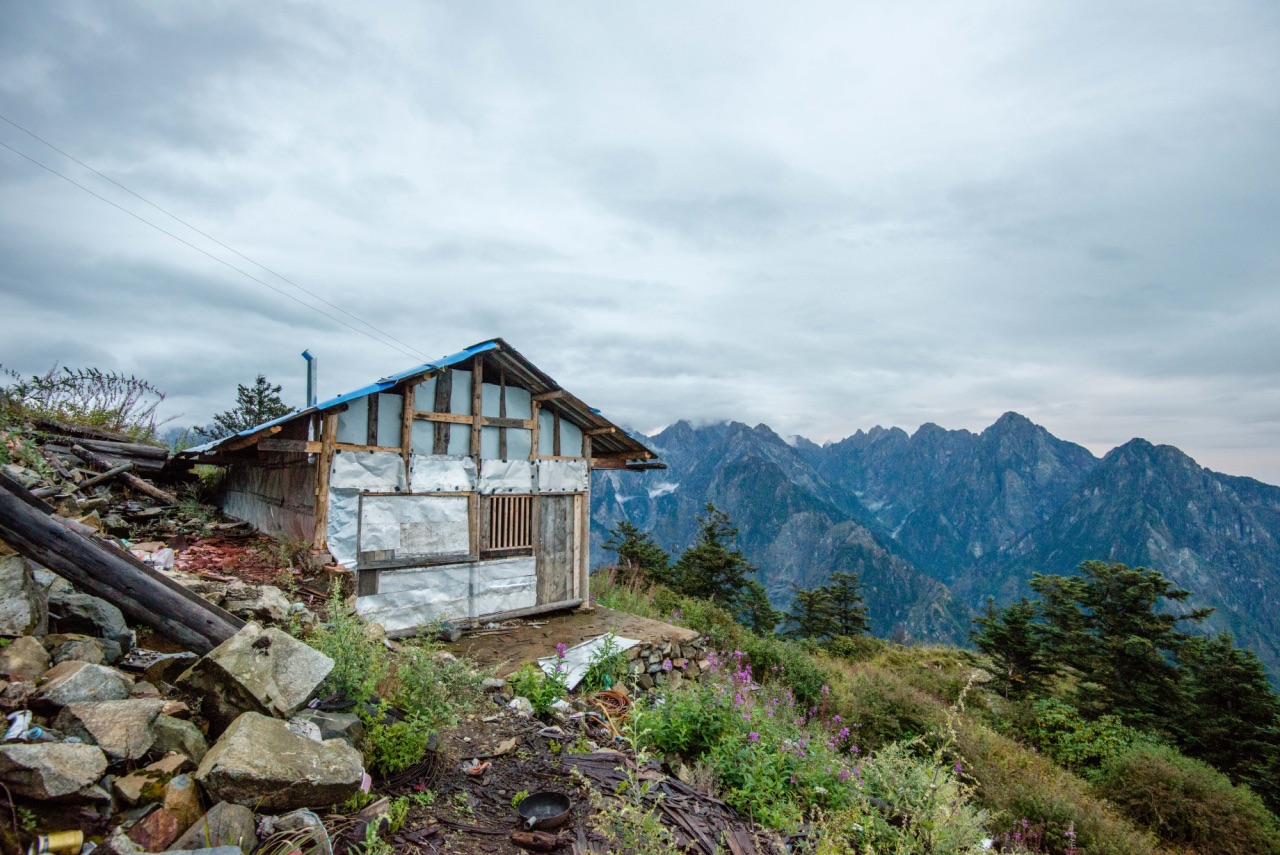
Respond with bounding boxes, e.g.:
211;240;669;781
488;494;533;550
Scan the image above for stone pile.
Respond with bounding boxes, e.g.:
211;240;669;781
626;637;712;691
0;551;365;854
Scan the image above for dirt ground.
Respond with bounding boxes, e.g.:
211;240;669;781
449;606;699;679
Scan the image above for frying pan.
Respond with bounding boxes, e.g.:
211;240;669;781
516;791;572;831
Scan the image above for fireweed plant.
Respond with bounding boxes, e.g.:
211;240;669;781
636;650;990;849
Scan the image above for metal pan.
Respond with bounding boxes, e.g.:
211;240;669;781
516;791;572;831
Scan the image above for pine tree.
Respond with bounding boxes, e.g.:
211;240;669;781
671;503;754;605
195;374;293;440
823;570;870;637
602;520;671;587
784;584;836;640
1031;560;1211;727
1177;633;1280;807
738;580;781;634
971;597;1052;696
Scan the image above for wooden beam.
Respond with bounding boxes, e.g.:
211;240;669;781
481;416;533;430
0;472;244;655
400;381;416;472
312;413;338;549
470;355;483;459
366;393;380;447
336;443;401;453
584;427;616;437
552;411;561;457
258;438;323;453
412;411;472;425
221;424;281;453
498;369;507;460
529;401;541;460
532;390;564;402
433;369;452;455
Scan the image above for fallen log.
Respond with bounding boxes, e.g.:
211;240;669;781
0;471;244;654
71;444;177;504
72;462;134;494
70;437;171;461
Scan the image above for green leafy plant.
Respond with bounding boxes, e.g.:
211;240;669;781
1;364;173;440
581;633;629;693
510;645;569;715
511;789;530;808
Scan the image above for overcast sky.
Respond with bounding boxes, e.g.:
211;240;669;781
1;2;1278;482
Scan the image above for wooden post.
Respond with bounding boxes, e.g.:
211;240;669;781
400;381;417;481
433;370;452;455
529;401;541;460
0;473;244;654
366;394;380;447
470;356;483;459
579;436;592;609
312;413;338;549
497;369;507;460
552;412;561;457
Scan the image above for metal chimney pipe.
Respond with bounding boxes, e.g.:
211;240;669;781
302;350;318;408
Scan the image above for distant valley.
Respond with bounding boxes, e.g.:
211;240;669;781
589;414;1280;675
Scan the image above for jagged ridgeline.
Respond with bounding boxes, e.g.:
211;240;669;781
591;414;1280;675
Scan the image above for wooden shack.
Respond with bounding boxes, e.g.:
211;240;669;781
181;338;659;633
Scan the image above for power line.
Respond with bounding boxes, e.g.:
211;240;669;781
0;116;431;361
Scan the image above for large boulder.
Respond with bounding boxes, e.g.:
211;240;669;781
170;802;258;854
195;712;363;811
47;590;132;655
49;635;110;666
179;622;333;734
34;660;132;708
0;742;108;800
0;555;47;637
53;699;166;760
0;636;50;680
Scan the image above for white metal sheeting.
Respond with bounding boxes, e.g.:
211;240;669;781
326;490;362;567
329;450;406;491
359;494;470;556
536;459;589;493
538;634;641;690
478;459;535;494
408;454;477;493
355;556;537;632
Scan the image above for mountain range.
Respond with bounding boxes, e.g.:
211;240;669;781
589;414;1280;675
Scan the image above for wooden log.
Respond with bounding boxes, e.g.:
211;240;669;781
71;444;177;504
0;472;244;654
69;438;170;460
32;417;133;443
73;462;134;493
470;355;483;459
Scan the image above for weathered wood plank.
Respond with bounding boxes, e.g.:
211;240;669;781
433;369;452;455
71;444;176;504
258;438;323;453
311;413;338;548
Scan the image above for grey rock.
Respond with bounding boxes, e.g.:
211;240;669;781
437;620;462;643
0;742;108;800
258;809;331;855
34;660;131;707
143;651;198;685
151;713;210;764
53;699;166;760
170;802;258;854
1;464;42;488
0;555;48;636
45;631;122;664
51;636;107;666
480;677;506;691
195;712;363;812
48;591;133;655
179;622;333;734
291;709;364;744
32;567;74;598
221;583;293;623
0;636;50;679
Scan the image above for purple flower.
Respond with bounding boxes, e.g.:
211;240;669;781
954;763;963;775
748;731;759;742
662;659;673;672
556;642;567;658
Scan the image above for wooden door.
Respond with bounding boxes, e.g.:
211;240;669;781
536;495;575;604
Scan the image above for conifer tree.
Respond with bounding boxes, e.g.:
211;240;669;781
602;520;671;587
1031;560;1211;727
671;503;754;605
195;374;293;440
784;584;836;640
738;580;781;634
823;570;870;637
971;597;1052;695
